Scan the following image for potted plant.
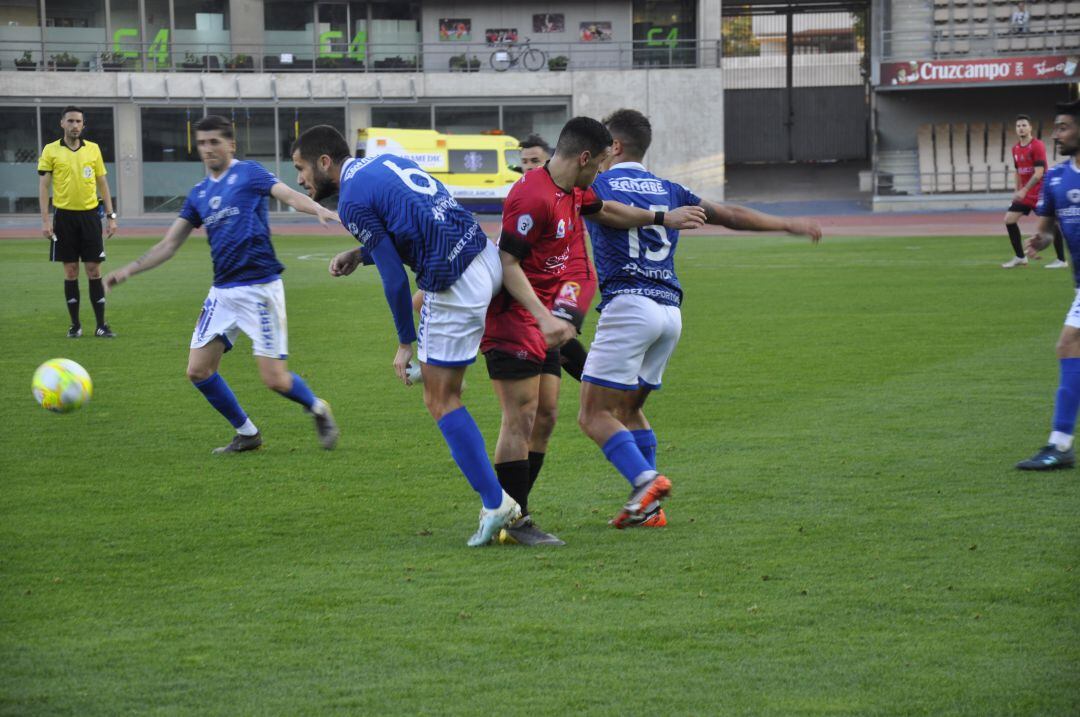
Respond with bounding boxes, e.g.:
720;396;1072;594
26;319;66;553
224;53;252;71
315;56;342;69
449;53;466;71
49;52;79;71
180;52;204;71
548;55;569;72
14;50;35;71
467;55;480;72
100;51;126;71
374;55;417;71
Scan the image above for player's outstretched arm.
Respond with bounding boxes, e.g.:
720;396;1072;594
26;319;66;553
104;218;194;293
1025;215;1058;258
700;199;822;243
592;200;707;230
499;250;576;348
270;182;340;226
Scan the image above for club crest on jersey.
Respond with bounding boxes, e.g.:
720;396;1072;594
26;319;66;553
227;174;237;185
209;196;222;210
1069;189;1080;204
556;219;566;238
558;281;580;302
517;214;534;236
82;166;93;179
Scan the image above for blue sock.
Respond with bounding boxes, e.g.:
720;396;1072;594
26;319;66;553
632;429;658;469
278;372;316;410
437;406;504;509
1052;358;1080;435
602;430;654;487
193;372;248;429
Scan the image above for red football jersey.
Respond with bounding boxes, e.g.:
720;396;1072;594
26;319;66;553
1012;138;1048;208
497;167;601;305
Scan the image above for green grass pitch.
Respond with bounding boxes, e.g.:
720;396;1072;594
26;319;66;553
1;232;1078;715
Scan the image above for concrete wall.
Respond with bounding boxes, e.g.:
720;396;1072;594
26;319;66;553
875;84;1073;151
0;64;725;212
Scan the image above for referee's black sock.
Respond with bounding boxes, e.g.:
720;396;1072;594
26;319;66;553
88;278;107;327
560;338;588;382
1054;227;1066;262
495;459;531;516
1006;223;1024;258
64;279;80;327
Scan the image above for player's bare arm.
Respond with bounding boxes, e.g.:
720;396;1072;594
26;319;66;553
270;182;341;226
592;200;706;230
104;218;194;291
95;174;118;238
38;173;52;238
700;199;822;243
328;247;363;277
1025;215;1058;257
499;250;576;348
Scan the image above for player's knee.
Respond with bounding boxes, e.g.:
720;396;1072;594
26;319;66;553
186;364;213;383
535;404;558;433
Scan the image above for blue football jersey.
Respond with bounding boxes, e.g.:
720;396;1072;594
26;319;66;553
585;162;702;310
1036;160;1080;287
179;160;284;288
336;155;487;292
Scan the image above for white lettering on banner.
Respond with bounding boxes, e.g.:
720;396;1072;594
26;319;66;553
384;158;438;195
919;61;1011;81
607;177;666;194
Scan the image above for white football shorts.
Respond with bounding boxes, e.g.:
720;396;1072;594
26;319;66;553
582;293;682;391
1066;289;1080;329
417;240;502;366
190;278;289;359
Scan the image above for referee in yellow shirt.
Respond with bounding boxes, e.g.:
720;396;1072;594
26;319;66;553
38;106;119;338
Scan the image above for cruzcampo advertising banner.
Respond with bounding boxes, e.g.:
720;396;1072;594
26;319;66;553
881;54;1079;87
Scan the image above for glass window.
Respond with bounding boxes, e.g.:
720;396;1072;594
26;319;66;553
44;0;107;67
435;106;499;135
144;0;172;69
278;106;346;202
173;0;229;60
108;0;140;66
1;0;42;70
41;106;117;205
371;106;431;130
448;149;497;174
502;104;569;146
141;106;206;213
0;107;42;214
632;0;697;68
264;0;314;69
369;1;419;65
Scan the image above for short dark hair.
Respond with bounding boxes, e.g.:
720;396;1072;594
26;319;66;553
1055;100;1080;121
60;106;83;119
291;125;351;165
1015;114;1031;123
194;114;235;140
603;108;653;159
554;117;612;159
519;133;551;154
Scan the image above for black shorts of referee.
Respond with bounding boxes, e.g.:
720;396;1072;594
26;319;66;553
51;207;105;263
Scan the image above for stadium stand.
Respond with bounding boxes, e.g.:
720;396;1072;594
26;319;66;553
913;121;1061;193
935;0;1080;54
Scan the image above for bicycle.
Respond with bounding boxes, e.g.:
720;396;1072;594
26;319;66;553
489;37;546;72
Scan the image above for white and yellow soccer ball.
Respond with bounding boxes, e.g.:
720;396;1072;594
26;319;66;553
31;358;93;413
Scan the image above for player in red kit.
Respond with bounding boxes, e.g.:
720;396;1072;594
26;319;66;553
484;116;705;545
1003;114;1066;269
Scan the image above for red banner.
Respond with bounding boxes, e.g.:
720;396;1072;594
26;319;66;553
881;54;1078;87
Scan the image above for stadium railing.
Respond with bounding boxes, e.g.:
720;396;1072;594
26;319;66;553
0;38;722;74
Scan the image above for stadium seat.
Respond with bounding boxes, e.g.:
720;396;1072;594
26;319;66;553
934;7;950;22
972;4;991;21
993;4;1012;20
954;4;971;21
918;124;937;193
953;124;972;192
970;123;989;192
987;122;1010;191
1049;2;1066;16
935;123;954;192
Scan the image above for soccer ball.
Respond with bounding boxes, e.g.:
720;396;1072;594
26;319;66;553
32;358;93;413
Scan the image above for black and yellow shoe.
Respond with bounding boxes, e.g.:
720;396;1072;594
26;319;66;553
498;516;566;546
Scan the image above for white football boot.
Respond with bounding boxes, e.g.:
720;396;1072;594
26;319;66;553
1001;256;1028;268
1046;259;1068;269
467;490;521;547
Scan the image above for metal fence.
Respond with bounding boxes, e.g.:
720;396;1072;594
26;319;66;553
0;38;723;74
